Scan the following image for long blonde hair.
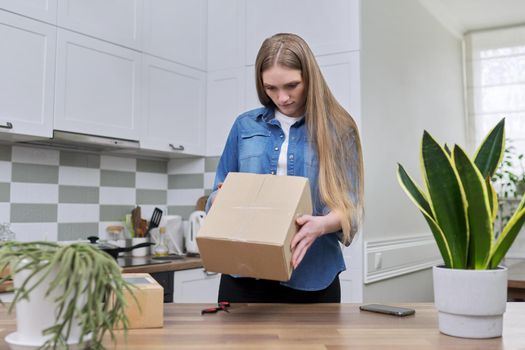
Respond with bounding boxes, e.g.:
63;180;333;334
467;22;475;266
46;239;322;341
255;33;364;244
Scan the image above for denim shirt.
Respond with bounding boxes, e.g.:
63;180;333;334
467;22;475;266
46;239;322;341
206;107;346;291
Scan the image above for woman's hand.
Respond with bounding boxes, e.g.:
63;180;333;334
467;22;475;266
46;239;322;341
290;211;343;269
291;215;325;269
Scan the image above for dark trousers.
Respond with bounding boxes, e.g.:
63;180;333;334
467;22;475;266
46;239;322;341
218;274;341;303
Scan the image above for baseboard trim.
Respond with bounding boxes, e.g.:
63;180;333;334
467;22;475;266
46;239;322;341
364;234;443;284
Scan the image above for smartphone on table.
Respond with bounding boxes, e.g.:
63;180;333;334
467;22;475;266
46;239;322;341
359;304;415;317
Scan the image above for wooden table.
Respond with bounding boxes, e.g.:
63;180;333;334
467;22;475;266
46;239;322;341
508;261;525;300
0;303;524;349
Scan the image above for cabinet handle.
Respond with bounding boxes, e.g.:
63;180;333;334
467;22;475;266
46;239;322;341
0;122;13;129
203;270;218;276
169;144;185;151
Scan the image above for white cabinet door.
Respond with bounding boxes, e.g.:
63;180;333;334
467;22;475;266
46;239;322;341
317;52;361;124
57;0;143;50
55;29;141;140
143;0;206;70
206;68;245;156
207;0;244;71
0;0;58;24
173;268;220;303
245;0;359;63
0;11;55;139
141;54;205;156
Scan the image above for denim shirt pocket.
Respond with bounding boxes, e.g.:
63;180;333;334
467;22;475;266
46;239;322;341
239;130;271;160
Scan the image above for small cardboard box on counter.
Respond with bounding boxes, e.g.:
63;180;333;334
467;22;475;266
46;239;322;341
119;273;163;329
197;172;312;281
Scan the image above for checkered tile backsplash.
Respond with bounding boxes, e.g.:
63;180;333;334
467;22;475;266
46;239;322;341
0;144;219;242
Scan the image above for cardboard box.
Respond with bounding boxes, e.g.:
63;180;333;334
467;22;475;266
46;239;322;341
197;172;312;281
119;273;163;329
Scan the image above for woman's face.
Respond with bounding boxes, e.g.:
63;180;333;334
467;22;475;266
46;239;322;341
262;65;306;118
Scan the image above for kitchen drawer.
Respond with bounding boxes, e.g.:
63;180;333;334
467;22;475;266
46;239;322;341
173;268;220;303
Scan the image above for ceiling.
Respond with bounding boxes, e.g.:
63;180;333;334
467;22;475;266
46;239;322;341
418;0;525;36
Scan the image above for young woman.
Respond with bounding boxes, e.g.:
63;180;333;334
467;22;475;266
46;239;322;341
206;33;364;303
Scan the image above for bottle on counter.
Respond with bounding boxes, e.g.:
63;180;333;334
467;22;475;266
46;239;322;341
154;227;169;256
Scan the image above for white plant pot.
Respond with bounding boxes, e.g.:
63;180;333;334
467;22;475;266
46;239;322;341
6;260;87;349
433;265;508;338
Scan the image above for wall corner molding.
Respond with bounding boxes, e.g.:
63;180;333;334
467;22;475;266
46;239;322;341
364;233;443;284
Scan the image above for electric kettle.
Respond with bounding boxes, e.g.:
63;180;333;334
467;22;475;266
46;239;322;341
186;211;205;254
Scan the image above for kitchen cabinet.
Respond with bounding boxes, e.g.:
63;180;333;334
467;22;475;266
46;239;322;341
316;52;361;121
54;29;141;141
245;0;359;61
207;0;245;71
206;68;245;156
0;0;58;24
151;270;174;303
56;0;143;50
143;0;206;70
0;10;55;139
141;54;206;156
173;268;220;303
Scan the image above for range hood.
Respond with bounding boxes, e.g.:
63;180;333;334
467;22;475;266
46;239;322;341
17;130;140;153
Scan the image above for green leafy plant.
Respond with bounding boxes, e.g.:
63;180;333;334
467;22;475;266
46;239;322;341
492;139;525;231
0;241;135;350
397;119;525;269
493;139;525;199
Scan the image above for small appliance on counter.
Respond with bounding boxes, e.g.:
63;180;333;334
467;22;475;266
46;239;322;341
186;211;205;255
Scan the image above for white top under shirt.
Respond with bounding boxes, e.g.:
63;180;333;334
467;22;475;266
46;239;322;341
275;110;304;176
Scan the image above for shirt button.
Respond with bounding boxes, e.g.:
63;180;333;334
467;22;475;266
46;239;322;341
289;154;294;160
274;147;279;151
271;171;275;175
280;134;284;138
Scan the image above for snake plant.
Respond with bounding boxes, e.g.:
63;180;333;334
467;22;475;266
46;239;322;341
0;241;135;349
397;119;525;269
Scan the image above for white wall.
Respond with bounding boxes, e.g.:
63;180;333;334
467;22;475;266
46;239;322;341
360;0;465;301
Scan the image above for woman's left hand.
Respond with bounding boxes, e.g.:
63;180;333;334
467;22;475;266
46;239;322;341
291;215;325;269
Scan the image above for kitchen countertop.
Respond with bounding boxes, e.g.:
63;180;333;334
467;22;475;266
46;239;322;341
508;261;525;300
0;256;203;294
0;303;523;349
120;255;203;274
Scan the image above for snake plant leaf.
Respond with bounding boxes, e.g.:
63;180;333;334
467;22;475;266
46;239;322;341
397;164;433;216
397;164;453;267
444;143;451;156
487;178;498;223
474;118;505;179
490;196;525;268
422;131;468;268
453;145;493;269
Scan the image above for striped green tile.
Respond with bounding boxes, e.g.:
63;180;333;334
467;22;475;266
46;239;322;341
136;189;167;205
0;145;11;161
137;159;167;174
168;174;204;189
100;170;135;188
60;151;100;168
11;203;57;223
168;205;196;220
0;183;9;202
12;163;59;184
205;157;220;172
100;205;134;222
59;185;99;204
58;223;99;241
